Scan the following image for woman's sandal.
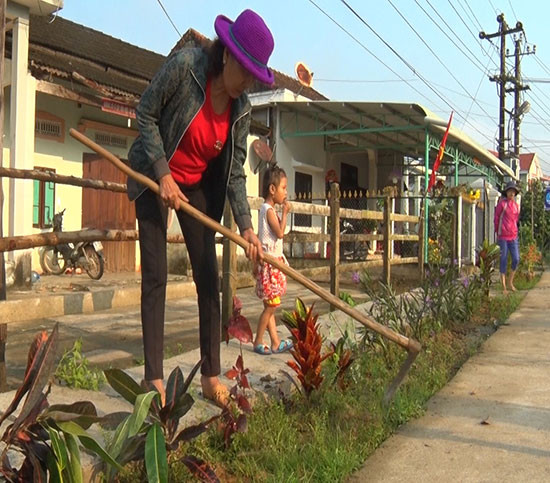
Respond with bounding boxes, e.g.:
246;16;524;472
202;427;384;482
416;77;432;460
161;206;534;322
202;385;230;409
272;339;293;354
253;344;272;355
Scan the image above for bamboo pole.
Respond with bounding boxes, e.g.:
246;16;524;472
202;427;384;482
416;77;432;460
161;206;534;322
0;166;127;192
0;229;185;252
69;128;421;355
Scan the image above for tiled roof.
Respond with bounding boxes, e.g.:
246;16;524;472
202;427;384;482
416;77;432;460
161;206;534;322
519;152;536;171
18;15;166;98
172;29;328;101
10;16;326;103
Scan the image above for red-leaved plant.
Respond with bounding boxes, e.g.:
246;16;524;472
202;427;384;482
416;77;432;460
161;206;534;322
281;298;334;397
330;336;355;391
221;296;253;447
0;324;122;482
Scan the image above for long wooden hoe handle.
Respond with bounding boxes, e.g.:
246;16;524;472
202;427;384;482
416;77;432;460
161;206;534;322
69;128;421;354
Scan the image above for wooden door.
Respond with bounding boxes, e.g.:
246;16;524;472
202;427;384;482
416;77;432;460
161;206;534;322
82;153;136;272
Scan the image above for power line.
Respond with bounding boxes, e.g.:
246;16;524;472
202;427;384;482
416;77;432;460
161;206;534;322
460;0;484;32
462;56;497;130
533;55;550;77
413;0;493;74
338;0;495;146
315;78;418;83
307;0;447;113
507;0;519;23
444;0;498;67
388;0;497;128
156;0;182;38
487;0;499;15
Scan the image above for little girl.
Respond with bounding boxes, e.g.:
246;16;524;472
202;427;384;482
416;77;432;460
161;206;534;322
253;166;293;355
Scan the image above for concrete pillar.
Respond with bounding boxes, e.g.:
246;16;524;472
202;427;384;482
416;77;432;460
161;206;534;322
8;15;35;284
470;202;476;265
457;196;462;269
390;197;395;257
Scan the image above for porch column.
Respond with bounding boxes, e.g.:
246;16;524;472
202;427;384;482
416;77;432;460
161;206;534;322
470;202;476;265
423;129;429;263
8;13;35;285
9;16;34;241
454;153;459;186
456;196;462;269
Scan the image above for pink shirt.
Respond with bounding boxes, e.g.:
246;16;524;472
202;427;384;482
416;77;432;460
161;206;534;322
494;198;519;241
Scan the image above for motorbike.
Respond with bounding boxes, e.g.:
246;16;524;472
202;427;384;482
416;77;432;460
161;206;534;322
39;209;105;280
340;220;369;261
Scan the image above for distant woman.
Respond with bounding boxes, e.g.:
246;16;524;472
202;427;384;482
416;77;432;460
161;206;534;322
127;9;275;407
494;181;520;294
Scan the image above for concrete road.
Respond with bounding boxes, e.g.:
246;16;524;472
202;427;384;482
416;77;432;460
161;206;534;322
3;278;367;389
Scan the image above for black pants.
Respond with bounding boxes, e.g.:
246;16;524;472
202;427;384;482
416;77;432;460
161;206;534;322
136;185;220;380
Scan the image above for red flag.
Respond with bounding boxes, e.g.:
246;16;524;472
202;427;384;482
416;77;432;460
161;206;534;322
428;111;454;193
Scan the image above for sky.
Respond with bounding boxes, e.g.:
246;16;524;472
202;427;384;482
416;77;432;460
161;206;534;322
56;0;550;173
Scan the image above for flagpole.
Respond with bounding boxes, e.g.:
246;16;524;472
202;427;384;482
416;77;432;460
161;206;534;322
423;111;454;265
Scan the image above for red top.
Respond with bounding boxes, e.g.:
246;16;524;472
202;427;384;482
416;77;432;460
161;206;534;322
169;78;232;185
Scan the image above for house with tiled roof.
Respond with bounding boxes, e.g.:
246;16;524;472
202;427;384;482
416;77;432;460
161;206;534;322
518;152;543;185
2;5;329;277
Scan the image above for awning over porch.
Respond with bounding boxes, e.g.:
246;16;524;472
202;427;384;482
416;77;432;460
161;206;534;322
273;101;516;185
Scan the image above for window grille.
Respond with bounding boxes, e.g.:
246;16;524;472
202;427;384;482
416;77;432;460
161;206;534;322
95;132;128;149
35;118;62;138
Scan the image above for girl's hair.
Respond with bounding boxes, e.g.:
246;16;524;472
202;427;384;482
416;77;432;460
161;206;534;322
262;166;287;199
207;39;225;77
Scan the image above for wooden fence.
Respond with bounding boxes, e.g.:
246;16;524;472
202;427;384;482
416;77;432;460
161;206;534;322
0;168;423;387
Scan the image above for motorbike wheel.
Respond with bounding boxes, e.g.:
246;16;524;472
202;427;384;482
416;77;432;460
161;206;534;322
40;247;67;275
84;246;104;280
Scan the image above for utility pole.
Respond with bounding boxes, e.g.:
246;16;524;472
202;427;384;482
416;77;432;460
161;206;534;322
480;14;523;161
507;34;533;157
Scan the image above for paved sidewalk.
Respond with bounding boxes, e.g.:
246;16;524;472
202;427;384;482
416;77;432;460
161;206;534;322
0;271;196;323
349;271;550;482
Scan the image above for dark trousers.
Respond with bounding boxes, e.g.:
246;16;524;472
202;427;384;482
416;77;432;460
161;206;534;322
136;185;220;381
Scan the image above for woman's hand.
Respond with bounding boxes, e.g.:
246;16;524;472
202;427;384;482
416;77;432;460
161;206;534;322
159;174;188;209
242;228;263;263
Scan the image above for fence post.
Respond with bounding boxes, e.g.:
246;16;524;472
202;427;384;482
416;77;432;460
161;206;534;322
418;199;425;280
383;195;391;285
329;182;340;308
456;195;463;269
221;201;237;341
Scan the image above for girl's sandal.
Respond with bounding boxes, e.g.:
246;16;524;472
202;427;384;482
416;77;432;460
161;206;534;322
202;385;230;409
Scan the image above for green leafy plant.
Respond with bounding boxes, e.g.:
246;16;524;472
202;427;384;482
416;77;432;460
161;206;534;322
55;337;106;390
339;291;356;307
0;324;120;482
281;299;333;397
102;362;218;483
359;271;412;360
477;239;500;298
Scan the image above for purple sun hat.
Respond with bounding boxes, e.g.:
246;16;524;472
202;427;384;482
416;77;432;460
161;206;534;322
214;9;275;85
